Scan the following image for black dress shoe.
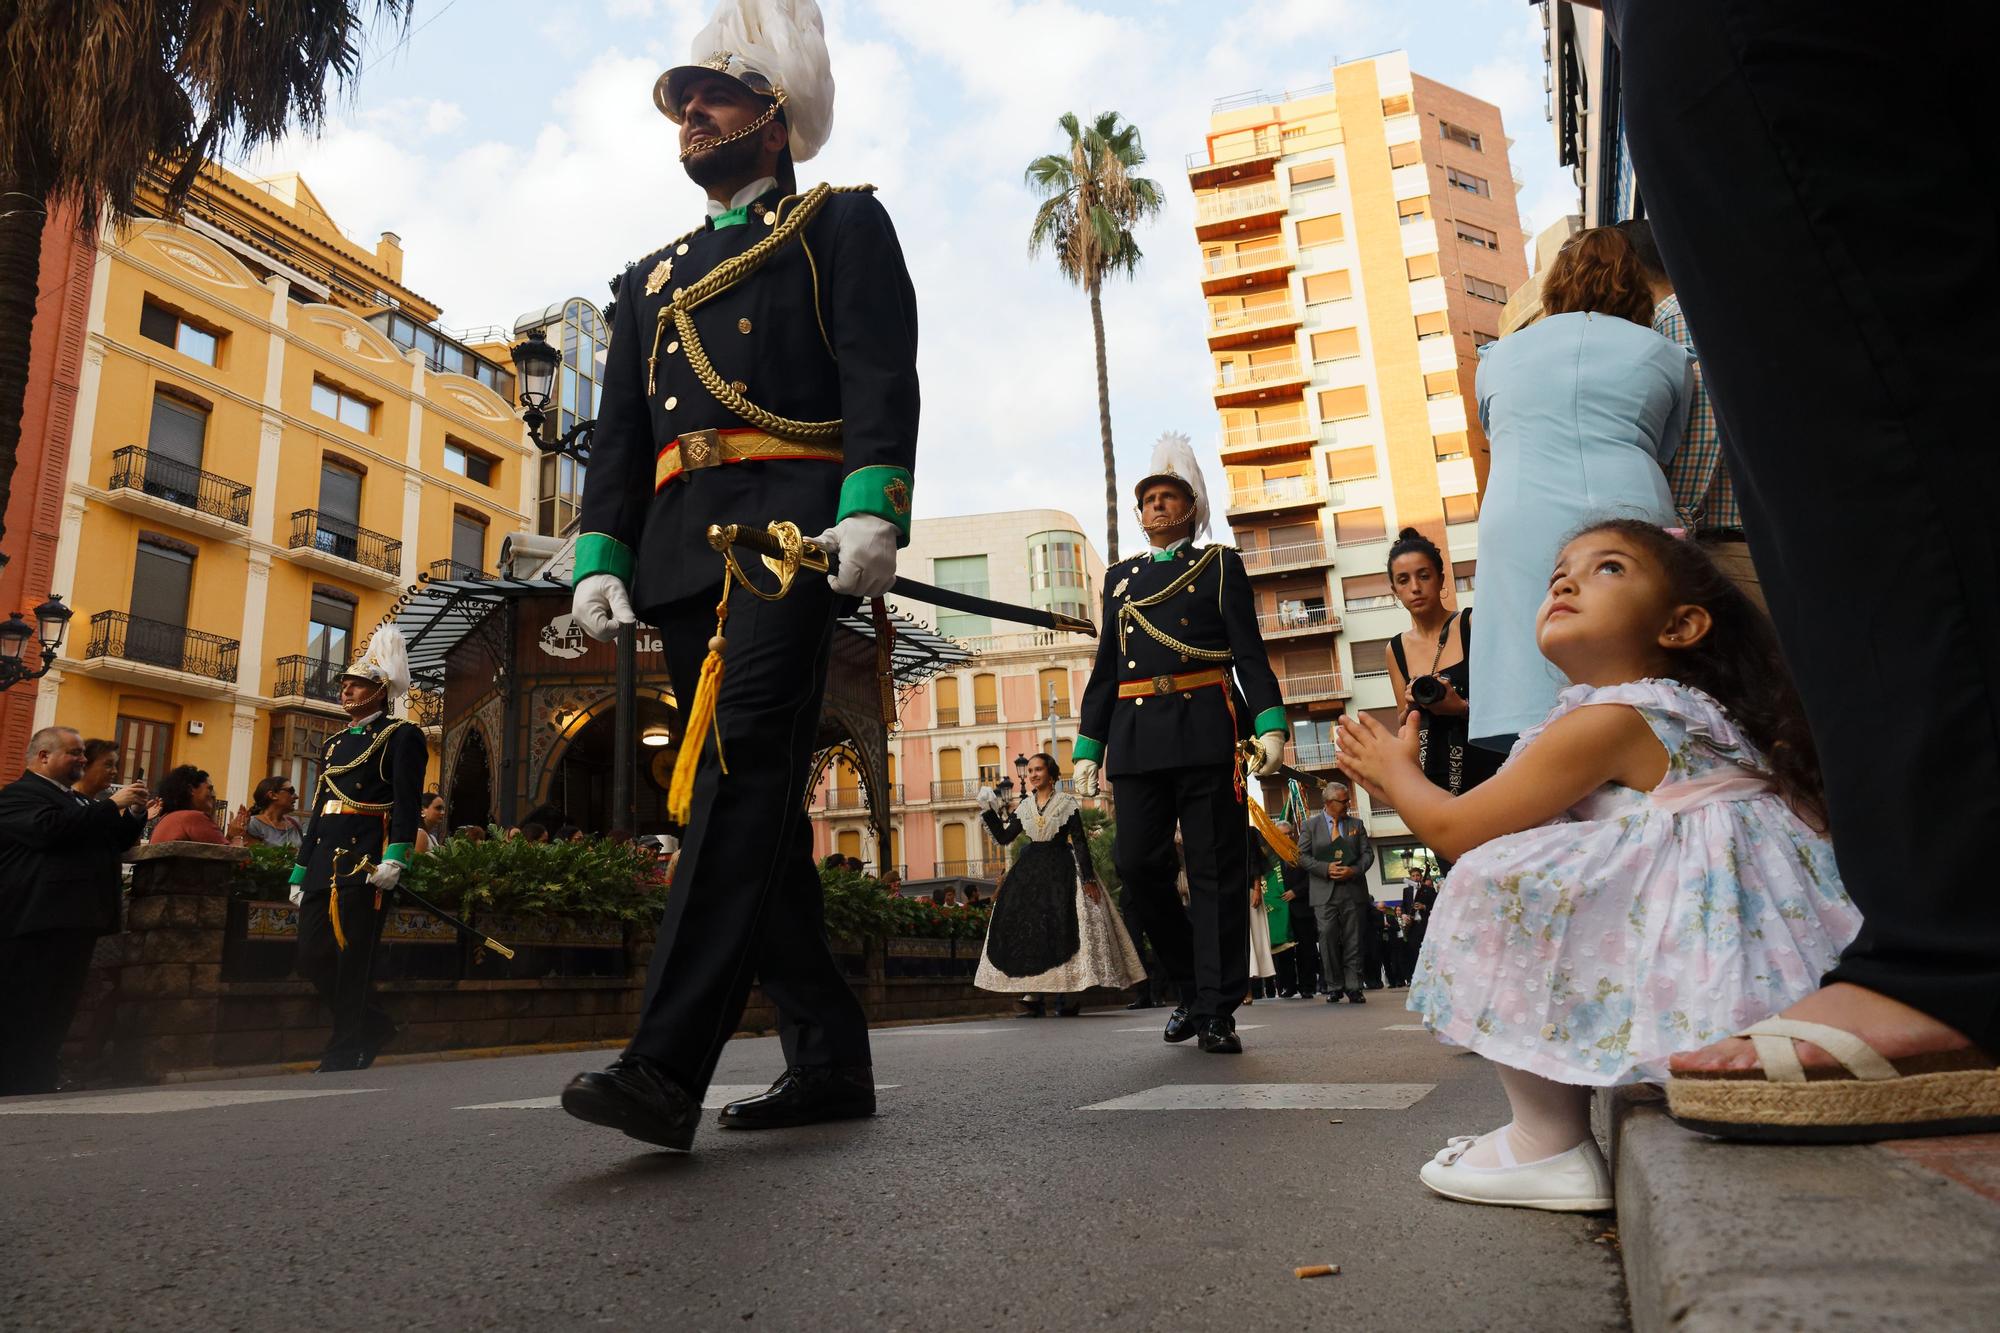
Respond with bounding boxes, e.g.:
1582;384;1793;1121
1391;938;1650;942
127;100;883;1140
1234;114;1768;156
561;1056;701;1152
355;1017;401;1071
1162;1006;1199;1043
1347;989;1367;1004
1125;996;1162;1010
1325;992;1343;1004
1198;1018;1243;1054
718;1065;876;1130
312;1052;361;1073
1019;996;1046;1018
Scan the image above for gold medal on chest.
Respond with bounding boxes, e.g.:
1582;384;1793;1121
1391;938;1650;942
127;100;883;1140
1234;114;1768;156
644;256;673;296
1113;577;1130;598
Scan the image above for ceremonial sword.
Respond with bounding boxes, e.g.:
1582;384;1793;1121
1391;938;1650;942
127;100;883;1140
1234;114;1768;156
707;523;1098;635
354;857;516;960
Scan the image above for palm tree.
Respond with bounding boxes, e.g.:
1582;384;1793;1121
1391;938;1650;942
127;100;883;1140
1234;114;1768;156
1025;111;1163;564
0;2;412;565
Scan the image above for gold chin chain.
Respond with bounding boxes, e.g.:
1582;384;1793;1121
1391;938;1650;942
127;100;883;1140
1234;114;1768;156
1118;546;1233;661
677;91;788;162
647;182;876;440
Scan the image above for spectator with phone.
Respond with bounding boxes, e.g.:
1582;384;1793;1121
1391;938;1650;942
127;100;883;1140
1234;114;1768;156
1383;529;1502;874
0;726;148;1094
147;765;243;845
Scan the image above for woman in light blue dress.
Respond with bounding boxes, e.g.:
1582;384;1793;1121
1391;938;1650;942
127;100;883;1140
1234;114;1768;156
1470;227;1694;752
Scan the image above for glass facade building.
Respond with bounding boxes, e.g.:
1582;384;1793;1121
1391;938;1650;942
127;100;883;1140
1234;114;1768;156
512;298;608;536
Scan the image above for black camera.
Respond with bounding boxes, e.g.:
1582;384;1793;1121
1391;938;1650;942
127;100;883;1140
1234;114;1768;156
1408;673;1448;710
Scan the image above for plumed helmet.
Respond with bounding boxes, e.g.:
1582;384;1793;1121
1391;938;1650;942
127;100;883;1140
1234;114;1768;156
337;624;412;702
654;0;835;164
1132;430;1211;540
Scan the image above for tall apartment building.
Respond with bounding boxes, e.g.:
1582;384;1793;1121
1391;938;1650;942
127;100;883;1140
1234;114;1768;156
810;510;1105;880
30;163;535;806
1189;51;1527;874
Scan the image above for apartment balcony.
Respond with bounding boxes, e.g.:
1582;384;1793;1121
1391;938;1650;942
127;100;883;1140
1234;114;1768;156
1218;417;1316;467
101;446;251;535
1256;605;1341;640
824;783;902;814
930;779;983;804
1226;475;1325;517
1289;739;1342;771
973;705;999;725
1207;299;1302;351
1240;539;1331;577
71;611;240;696
1200;242;1294;297
285;509;403;587
1186;136;1281;190
426;558;488;583
1213;358;1311;409
1279;670;1349;704
1194;184;1285;241
270;653;345;710
950;629;1085;656
934;859;1002;881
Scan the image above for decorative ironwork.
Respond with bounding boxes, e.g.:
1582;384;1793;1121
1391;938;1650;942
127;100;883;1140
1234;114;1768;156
290;509;401;574
84;611;239;682
407;683;444;727
427;559;487;583
272;654;343;702
107;446;251;525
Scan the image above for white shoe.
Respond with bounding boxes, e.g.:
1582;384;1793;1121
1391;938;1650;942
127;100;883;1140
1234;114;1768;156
1419;1133;1614;1213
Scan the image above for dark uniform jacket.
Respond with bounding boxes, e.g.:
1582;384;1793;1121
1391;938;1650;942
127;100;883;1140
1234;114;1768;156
1074;543;1284;778
0;772;143;938
290;716;428;891
575;183;920;612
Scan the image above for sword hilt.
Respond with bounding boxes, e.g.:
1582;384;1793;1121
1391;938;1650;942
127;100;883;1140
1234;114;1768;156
706;522;833;575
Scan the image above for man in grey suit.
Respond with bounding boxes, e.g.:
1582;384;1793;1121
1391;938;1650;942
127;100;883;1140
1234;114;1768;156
1302;780;1374;1004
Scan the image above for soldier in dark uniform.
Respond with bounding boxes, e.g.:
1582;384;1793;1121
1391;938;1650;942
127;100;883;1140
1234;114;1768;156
1072;436;1286;1054
560;0;918;1152
288;626;425;1073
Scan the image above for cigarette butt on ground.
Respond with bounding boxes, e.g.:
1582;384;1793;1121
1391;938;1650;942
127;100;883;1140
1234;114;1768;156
1327;1119;1343;1125
1294;1264;1340;1280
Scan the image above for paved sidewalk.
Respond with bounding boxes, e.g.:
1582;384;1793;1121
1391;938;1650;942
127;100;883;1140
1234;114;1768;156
1607;1091;2000;1332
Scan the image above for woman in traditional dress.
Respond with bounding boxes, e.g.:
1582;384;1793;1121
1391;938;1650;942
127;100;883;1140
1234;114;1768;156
974;753;1144;1017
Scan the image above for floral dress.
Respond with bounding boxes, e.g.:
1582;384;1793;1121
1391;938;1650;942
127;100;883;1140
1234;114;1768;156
1408;679;1861;1085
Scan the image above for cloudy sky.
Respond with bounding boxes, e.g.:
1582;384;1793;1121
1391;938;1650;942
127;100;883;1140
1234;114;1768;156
244;0;1571;554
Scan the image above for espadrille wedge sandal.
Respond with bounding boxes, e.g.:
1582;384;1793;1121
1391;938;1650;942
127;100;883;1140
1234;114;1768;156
1667;1017;2000;1143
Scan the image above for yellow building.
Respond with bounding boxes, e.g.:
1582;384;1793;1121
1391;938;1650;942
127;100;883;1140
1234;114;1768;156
1188;51;1527;873
31;163;535;808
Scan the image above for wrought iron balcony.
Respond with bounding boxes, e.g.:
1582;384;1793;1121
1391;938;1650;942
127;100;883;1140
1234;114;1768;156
1291;740;1342;769
930;779;983;801
407;684;444;727
973;705;999;725
934;859;1000;879
106;446;251;525
272;654;343;703
83;611;239;683
427;558;487;583
1256;605;1340;636
290;509;401;575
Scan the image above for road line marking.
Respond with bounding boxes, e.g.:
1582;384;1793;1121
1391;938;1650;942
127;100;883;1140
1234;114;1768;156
874;1026;1013;1036
1078;1083;1434;1112
1382;1024;1431;1031
1112;1024;1267;1033
456;1084;903;1111
0;1089;378;1116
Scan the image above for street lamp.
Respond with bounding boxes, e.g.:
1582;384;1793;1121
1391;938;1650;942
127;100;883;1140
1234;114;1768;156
0;593;72;693
1013;753;1030;786
507;328;595;461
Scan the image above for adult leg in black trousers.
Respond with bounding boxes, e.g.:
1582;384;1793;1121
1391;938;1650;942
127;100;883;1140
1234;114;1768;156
1288;903;1320;996
1109;772;1197;1012
0;928;97;1095
296;879;392;1067
1616;2;2000;1066
1173;766;1251;1021
1119;887;1163;1006
625;575;870;1097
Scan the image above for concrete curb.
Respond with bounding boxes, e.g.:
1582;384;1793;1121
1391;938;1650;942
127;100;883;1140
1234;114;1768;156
1606;1090;2000;1331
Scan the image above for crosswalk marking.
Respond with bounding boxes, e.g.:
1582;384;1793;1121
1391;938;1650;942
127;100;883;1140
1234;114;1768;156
875;1026;1012;1037
0;1088;376;1116
1113;1024;1267;1033
1078;1083;1434;1112
456;1084;903;1111
1382;1024;1431;1032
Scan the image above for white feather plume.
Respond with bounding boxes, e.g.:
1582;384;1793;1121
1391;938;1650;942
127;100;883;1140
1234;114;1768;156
682;0;835;162
1136;429;1212;540
345;624;412;702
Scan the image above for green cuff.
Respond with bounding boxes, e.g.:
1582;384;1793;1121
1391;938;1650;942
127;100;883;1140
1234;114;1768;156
1071;735;1104;765
573;532;634;584
1252;707;1287;736
384;843;413;865
288;865;307;886
836;466;914;543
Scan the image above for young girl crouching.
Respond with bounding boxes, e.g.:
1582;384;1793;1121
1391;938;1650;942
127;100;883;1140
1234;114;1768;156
1335;520;1860;1212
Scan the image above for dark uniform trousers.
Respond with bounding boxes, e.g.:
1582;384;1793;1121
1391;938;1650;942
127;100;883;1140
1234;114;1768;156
295;813;395;1063
625;574;871;1096
1613;2;2000;1048
1112;765;1250;1019
1277;864;1319;995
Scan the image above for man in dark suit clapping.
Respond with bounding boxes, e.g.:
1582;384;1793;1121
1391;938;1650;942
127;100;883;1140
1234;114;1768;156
0;726;147;1094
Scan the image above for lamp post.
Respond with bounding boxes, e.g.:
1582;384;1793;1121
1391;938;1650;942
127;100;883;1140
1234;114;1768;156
509;326;635;831
0;594;74;694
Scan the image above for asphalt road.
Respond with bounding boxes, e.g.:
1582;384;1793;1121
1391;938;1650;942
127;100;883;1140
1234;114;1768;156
3;992;1627;1332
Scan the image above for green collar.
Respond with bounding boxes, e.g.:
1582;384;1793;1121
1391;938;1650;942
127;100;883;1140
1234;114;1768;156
712;205;751;229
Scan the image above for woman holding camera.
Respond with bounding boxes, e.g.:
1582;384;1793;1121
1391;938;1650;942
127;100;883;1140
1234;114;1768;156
1383;528;1500;872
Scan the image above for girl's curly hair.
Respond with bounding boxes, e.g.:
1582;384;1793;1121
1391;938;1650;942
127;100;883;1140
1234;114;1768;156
1572;520;1826;829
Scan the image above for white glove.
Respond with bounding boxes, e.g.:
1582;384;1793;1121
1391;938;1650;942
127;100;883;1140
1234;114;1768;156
1252;730;1286;777
1072;759;1100;798
975;785;1002;814
288;886;303;907
368;859;404;892
813;515;899;597
572;573;636;643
